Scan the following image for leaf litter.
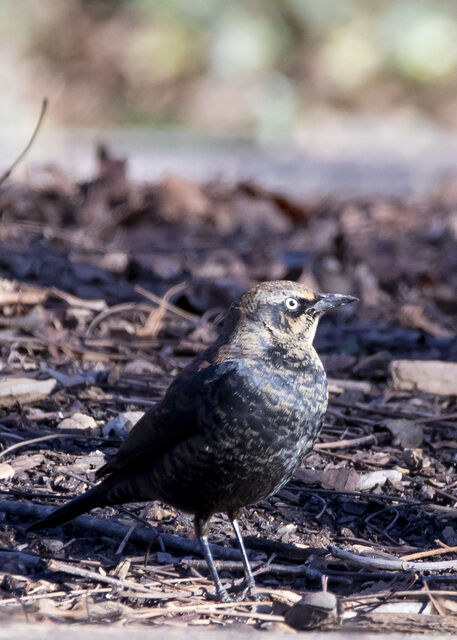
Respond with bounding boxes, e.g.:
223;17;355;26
0;145;456;632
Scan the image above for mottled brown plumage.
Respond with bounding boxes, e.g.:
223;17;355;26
28;280;357;601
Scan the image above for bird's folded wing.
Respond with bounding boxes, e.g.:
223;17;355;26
96;359;241;478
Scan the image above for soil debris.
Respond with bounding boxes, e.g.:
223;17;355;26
0;145;456;632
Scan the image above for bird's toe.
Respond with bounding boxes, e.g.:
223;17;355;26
203;587;234;603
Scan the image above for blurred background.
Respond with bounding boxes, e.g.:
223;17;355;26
2;0;457;192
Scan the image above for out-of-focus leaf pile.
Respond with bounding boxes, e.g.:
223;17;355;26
5;0;457;131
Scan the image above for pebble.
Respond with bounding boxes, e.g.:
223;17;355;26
58;412;98;431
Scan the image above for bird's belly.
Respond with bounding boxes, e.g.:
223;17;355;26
148;371;327;516
210;421;315;510
150;411;321;516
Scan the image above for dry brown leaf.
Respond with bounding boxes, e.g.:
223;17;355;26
384;419;424;448
398;304;454;338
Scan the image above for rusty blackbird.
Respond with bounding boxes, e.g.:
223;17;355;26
28;281;357;600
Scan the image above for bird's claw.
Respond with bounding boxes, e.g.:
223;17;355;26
203;587;234;603
203;581;261;603
229;580;262;602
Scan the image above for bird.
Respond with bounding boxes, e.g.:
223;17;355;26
28;280;357;601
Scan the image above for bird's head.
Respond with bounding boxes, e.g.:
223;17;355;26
224;281;357;357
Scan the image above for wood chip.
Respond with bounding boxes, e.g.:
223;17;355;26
0;377;56;407
390;360;457;396
0;462;14;480
58;412;98;432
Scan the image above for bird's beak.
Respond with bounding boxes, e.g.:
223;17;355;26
310;293;358;316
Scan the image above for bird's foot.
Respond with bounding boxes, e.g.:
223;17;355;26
203;587;234;603
230;579;262;602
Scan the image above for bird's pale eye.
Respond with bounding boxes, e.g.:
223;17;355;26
285;297;299;311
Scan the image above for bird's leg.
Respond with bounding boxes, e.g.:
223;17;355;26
230;516;259;600
195;515;232;602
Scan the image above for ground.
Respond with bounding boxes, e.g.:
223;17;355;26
0;146;457;633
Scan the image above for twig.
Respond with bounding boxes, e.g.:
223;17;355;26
0;549;43;570
183;558;323;580
135;284;200;323
137;281;187;337
422;577;447;616
116;523;136;555
85;302;156;337
403;545;457;562
0;98;48;186
342;588;457;603
0;499;243;560
327;378;371;394
329;545;457;572
314;434;376;450
240;536;312;562
131;599;281;622
292;482;421;506
47;559;178;599
0;433;82;461
0;587;111;607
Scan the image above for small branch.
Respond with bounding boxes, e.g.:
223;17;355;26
330;545;457;572
327;378;371;394
0;433;79;461
85;302;156;337
0;98;48;186
183;558;323;580
1;499;243;561
137;281;187;337
135;284;200;323
315;434;376;450
0;548;43;570
47;559;175;599
403;544;457;562
0;587;111;607
131;599;281;622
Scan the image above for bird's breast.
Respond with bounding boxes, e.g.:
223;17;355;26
209;357;328;463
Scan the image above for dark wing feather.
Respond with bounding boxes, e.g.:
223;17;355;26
96;359;240;479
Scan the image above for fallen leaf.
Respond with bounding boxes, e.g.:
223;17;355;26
296;468;360;492
11;453;45;472
398;304;454;338
384;419;424;448
358;469;403;491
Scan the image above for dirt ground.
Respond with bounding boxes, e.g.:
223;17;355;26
0;146;457;633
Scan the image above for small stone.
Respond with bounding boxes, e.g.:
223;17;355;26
270;589;302;616
420;484;435;500
385;419;424;449
59;412;97;431
0;463;14;480
285;590;338;630
103;414;131;438
122;411;144;427
40;538;65;554
102;411;144;437
443;526;457;547
402;448;423;470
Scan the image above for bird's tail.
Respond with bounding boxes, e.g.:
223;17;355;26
27;484;107;532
